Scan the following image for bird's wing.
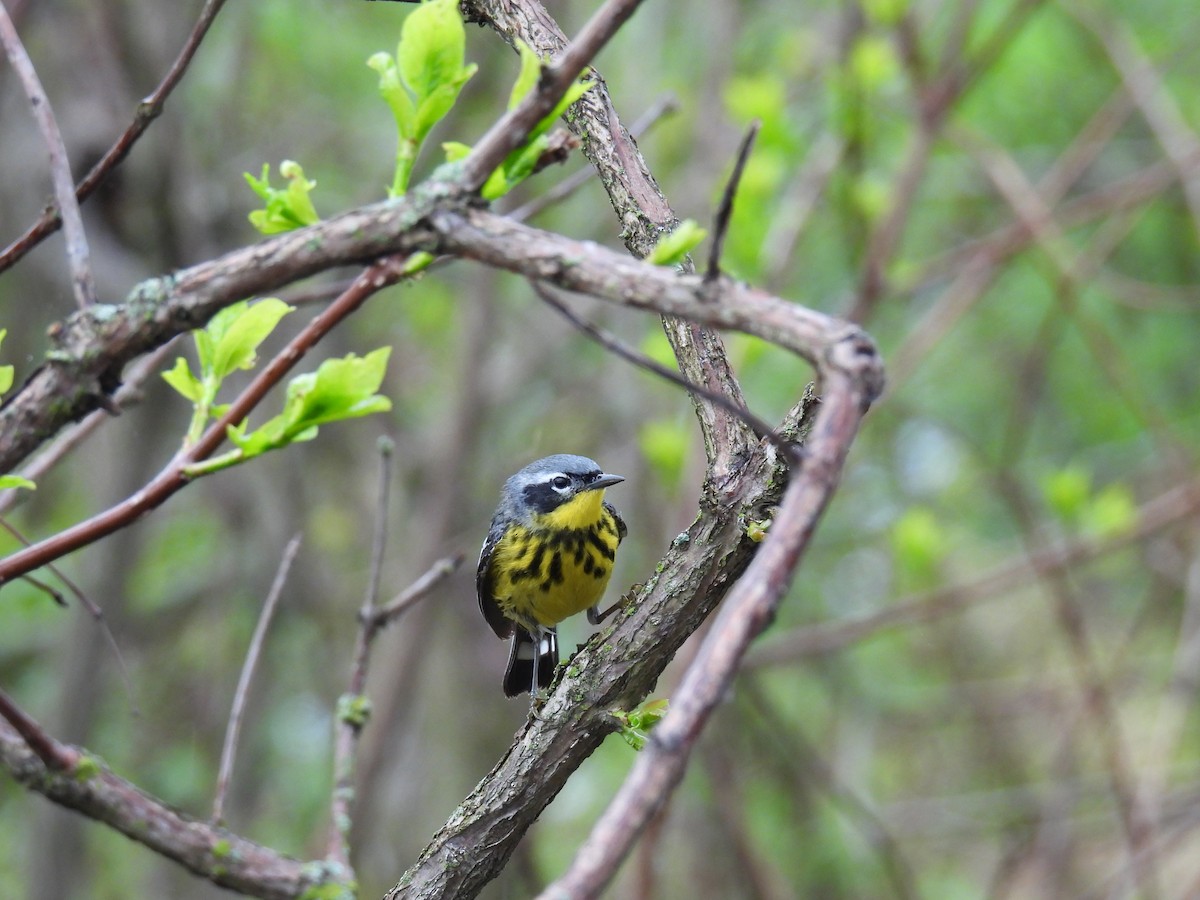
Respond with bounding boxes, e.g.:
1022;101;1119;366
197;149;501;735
477;518;515;639
604;500;628;543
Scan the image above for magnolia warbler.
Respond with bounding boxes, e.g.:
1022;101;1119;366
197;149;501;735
477;454;627;699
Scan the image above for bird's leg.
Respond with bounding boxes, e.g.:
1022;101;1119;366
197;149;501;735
587;601;620;625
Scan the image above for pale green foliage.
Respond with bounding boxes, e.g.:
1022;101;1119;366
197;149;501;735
224;348;392;459
445;41;593;200
244;161;321;234
1042;465;1093;524
0;329;12;397
611;698;669;751
164;298;294;445
638;419;689;492
890;506;944;586
646;220;708;266
0;330;34;492
369;0;478;196
336;693;373;728
1043;465;1137;537
162;300;392;474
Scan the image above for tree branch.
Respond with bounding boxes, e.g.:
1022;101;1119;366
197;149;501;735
0;0;230;275
0;2;97;308
0;709;335;900
213;534;302;826
0;253;414;585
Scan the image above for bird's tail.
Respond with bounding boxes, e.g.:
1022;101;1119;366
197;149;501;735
503;628;558;698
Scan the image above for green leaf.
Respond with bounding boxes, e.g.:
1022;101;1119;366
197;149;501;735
638;419;689;491
442;141;472;162
336;693;373;728
162;357;203;402
414;69;477;142
373;0;476;195
244;161;321;234
0;329;11;396
0;475;35;491
1085;484;1137;538
482;137;546;200
612;698;669;751
480;165;514;201
849;35;900;90
862;0;909;25
209;298;293;382
508;41;542;111
891;507;943;583
231;348;393;459
398;0;468;102
368;52;416;141
1043;465;1091;524
195;301;247;375
647;220;708;266
279;348;393;440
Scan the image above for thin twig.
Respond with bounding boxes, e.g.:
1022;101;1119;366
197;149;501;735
0;517;138;713
362;438;394;637
0;687;77;771
0;0;230;275
17;572;66;607
212;534;301;826
0;254;413;586
328;550;462;866
505;93;679;224
0;717;330;894
461;0;648;192
530;281;798;461
705;120;760;285
0;341;181;518
327;439;394;867
1072;6;1200;240
0;2;96;308
747;476;1200;667
534;363;871;898
368;553;463;634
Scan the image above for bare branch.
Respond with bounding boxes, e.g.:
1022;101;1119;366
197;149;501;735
705;120;761;285
532;282;789;456
213;534;302;827
368;553;463;634
0;2;96;308
461;0;648;192
327;440;394;868
0;0;230;275
0;718;333;899
747;476;1200;667
0;253;414;586
0;687;77;771
535;348;873;899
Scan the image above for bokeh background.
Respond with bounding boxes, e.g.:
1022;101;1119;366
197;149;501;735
2;0;1199;897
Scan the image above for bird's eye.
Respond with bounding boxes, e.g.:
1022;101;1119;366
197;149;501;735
551;475;571;490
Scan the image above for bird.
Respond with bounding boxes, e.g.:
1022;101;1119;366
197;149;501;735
477;454;627;699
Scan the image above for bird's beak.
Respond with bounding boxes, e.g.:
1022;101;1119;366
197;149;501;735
585;473;625;491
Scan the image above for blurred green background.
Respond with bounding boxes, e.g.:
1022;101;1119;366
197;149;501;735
1;0;1199;897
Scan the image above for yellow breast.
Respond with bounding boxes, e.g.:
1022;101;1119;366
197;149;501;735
491;495;622;631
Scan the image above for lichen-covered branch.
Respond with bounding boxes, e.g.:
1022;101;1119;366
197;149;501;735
0;720;337;900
